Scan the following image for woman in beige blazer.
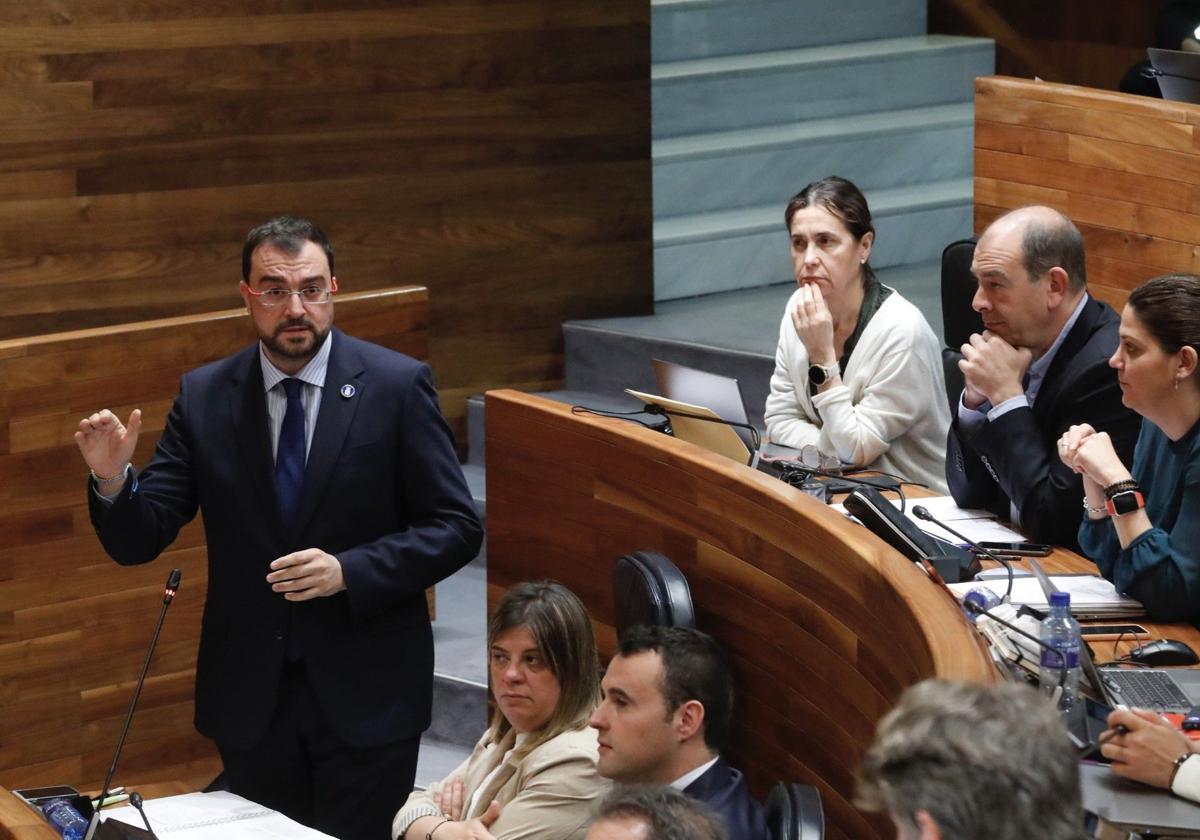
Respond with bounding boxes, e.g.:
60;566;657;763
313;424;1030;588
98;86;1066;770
393;581;608;840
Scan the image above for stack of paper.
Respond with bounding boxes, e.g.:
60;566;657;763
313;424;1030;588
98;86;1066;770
947;574;1145;619
99;791;335;838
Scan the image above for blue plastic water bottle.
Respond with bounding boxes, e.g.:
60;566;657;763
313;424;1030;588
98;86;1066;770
41;798;88;840
962;586;1001;621
1039;591;1082;714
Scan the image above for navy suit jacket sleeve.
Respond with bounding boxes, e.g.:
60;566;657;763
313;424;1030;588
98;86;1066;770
946;298;1140;548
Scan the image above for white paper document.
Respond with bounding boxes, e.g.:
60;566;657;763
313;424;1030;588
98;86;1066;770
947;575;1145;618
100;791;335;838
830;495;1027;544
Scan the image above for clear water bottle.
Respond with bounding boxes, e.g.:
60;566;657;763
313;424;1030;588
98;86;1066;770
1039;591;1082;714
962;587;1001;621
41;798;88;840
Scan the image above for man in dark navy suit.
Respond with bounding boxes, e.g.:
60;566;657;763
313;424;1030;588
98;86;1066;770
945;205;1139;550
590;626;768;840
75;216;483;840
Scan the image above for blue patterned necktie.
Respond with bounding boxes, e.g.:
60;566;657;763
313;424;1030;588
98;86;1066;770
275;378;306;524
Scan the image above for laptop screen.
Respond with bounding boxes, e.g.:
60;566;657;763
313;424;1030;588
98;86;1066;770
651;359;756;451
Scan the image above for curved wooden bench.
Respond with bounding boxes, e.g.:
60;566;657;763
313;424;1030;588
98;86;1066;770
484;390;996;839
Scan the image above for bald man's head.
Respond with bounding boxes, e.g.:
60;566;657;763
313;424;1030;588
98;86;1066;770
985;205;1087;293
969;205;1087;353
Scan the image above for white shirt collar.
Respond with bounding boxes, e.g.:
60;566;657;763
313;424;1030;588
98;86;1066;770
670;755;720;791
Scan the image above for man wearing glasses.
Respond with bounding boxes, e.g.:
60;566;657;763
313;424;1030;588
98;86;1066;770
74;216;483;840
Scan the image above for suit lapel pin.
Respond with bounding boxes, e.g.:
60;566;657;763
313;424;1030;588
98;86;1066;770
340;384;356;399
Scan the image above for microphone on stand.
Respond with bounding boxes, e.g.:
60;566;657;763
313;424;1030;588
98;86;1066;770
911;505;1015;603
86;569;181;840
129;793;153;835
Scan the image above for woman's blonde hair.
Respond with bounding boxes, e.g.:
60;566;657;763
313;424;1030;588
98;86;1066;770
485;581;600;756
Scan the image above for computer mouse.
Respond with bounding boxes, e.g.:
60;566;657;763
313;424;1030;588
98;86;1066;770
1128;638;1200;667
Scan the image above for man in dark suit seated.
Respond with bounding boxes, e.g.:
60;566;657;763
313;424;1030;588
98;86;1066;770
856;679;1083;840
589;626;768;840
945;205;1139;549
74;216;484;840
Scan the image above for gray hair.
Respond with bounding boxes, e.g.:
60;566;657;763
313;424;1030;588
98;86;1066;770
1019;209;1087;291
855;679;1084;840
592;786;727;840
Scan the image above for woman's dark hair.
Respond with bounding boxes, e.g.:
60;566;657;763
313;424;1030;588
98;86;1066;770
783;175;876;286
1128;274;1200;380
486;581;600;753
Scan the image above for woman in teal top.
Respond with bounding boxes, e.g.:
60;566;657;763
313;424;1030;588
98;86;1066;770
1057;274;1200;625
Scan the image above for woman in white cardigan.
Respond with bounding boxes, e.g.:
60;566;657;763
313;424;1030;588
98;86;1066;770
764;176;949;492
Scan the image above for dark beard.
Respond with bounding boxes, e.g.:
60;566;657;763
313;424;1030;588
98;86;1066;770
262;319;330;363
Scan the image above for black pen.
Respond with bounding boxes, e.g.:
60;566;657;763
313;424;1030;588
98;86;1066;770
1097;724;1130;747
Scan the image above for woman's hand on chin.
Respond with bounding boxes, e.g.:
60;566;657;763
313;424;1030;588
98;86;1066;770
791;283;837;364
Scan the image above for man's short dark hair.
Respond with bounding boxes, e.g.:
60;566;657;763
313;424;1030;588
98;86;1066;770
242;215;335;281
592;785;727;840
1019;210;1087;292
856;679;1084;840
618;626;733;752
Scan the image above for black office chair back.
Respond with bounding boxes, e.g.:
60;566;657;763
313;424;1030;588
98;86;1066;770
765;782;825;840
940;237;983;414
612;551;695;640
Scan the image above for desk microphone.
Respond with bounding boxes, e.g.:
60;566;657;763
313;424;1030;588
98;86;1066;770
87;570;181;840
129;793;154;835
911;505;1015;603
962;598;1067;696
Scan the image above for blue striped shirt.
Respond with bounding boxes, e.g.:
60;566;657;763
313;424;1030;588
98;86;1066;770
258;331;332;463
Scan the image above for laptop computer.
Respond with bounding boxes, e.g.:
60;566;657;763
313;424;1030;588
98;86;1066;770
623;387;753;465
1030;560;1200;713
651;359;757;454
1148;47;1200;103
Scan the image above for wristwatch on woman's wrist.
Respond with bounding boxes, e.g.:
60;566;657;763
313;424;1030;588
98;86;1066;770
808;361;840;386
1104;480;1145;516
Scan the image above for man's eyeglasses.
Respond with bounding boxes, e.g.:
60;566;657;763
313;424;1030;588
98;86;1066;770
245;278;338;308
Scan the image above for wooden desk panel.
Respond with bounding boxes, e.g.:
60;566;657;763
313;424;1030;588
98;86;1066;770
975;76;1200;311
0;785;54;840
485;390;996;840
0;287;426;793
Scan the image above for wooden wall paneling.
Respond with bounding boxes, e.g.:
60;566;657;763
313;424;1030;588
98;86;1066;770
0;286;427;791
930;0;1155;90
974;76;1200;308
0;1;652;448
485;390;996;840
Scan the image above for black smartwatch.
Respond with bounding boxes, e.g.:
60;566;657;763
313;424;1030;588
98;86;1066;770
808;361;840;386
1105;489;1145;516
